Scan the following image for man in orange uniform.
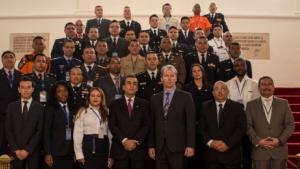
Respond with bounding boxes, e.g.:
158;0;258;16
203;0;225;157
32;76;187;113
190;3;212;36
18;36;51;74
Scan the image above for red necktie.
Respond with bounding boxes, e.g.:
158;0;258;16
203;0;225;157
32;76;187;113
127;98;132;117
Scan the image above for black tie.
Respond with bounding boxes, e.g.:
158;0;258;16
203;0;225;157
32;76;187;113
38;73;43;80
87;65;92;77
127;21;130;28
67;59;71;65
151;72;155;80
23;101;29;114
143;45;147;54
97;18;101;26
218;104;223;127
153;30;157;36
184;30;188;39
165;54;169;62
113;38;117;48
8;70;13;88
201;53;205;64
62;105;69;127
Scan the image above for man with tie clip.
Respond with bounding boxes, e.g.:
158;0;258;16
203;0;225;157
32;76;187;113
199;81;246;169
5;77;44;169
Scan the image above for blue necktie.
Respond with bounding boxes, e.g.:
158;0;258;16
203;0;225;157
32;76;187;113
163;92;170;118
8;70;13;88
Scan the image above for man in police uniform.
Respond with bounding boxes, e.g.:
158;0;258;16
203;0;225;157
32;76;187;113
25;53;56;105
68;67;90;111
81;27;100;50
51;40;82;81
167;26;189;57
157;37;186;88
79;46;107;87
136;52;163;101
95;40;111;67
138;31;153;57
146;14;167;53
51;22;83;60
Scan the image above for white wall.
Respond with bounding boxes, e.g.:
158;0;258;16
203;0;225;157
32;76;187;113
0;0;300;87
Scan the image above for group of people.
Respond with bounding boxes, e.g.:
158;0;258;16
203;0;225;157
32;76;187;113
0;2;296;169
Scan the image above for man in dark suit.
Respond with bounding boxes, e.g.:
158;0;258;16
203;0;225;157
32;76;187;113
184;36;220;88
105;20;129;58
178;16;195;47
0;51;21;155
119;6;141;38
138;31;153;57
137;52;163;101
218;42;252;82
5;77;44;169
149;64;195;169
204;2;229;40
168;26;189;57
85;5;111;39
199;81;246;169
109;75;150;169
94;56;124;106
81;27;100;50
146;14;167;53
51;22;83;60
51;40;82;81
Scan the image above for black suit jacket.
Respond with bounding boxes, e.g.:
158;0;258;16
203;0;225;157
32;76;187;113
218;58;252;82
204;13;229;40
105;37;129;58
0;69;21;154
146;29;167;53
178;29;195;47
149;89;195;153
85;18;111;39
5;100;44;155
51;37;83;60
136;71;163;101
109;97;150;160
119;20;141;38
199;99;246;164
43;105;75;156
50;57;82;81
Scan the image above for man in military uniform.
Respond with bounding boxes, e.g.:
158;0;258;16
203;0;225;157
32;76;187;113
138;31;153;57
79;46;107;87
146;14;167;53
51;22;83;60
95;40;111;67
136;52;163;101
51;40;82;81
68;67;90;111
81;27;100;50
18;36;51;74
25;53;56;105
119;6;141;38
167;26;189;57
157;37;186;88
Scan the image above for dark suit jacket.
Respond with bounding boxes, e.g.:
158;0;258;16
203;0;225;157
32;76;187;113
109;97;150;160
85;18;111;39
93;74;124;106
136;71;163;101
218;58;252;82
146;29;167;53
5;100;44;155
178;29;195;47
204;13;229;39
199;99;246;164
105;37;129;58
0;69;21;154
51;37;83;60
119;20;141;38
43;105;75;156
50;57;82;81
149;89;195;153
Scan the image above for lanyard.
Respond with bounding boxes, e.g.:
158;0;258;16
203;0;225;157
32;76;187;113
213;39;223;48
130;56;138;73
235;79;247;97
262;101;272;115
90;107;102;125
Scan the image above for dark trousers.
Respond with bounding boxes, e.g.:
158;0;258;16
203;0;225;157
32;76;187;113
12;155;39;169
113;158;145;169
156;145;185;169
52;156;74;169
206;162;241;169
187;136;206;169
242;135;252;169
82;135;109;169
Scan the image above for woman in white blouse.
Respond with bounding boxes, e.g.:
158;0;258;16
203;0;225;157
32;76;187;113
73;87;112;169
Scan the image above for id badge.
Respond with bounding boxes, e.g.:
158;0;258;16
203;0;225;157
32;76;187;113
98;126;104;139
66;127;72;141
65;72;70;81
40;91;47;102
112;52;118;57
87;80;93;87
115;94;122;100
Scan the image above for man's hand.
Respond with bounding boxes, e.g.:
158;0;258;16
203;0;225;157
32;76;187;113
44;154;54;167
78;159;85;166
258;138;274;149
107;158;113;169
19;150;29;160
184;147;194;157
217;141;229;152
123;139;138;151
15;150;23;160
148;148;156;160
267;137;280;147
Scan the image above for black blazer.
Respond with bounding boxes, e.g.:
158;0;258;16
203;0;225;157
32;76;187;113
149;89;195;153
51;37;83;60
108;97;150;160
198;99;246;164
178;29;195;47
218;58;252;82
119;20;142;38
105;37;129;58
85;18;111;39
50;57;82;81
5;100;44;155
43;105;75;156
145;29;167;53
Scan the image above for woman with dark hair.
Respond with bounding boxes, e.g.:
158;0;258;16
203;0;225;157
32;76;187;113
182;63;213;169
43;81;76;169
73;87;112;169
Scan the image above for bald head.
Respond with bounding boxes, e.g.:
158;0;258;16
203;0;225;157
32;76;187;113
213;81;229;102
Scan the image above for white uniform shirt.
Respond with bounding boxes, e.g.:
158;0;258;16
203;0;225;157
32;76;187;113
208;37;229;62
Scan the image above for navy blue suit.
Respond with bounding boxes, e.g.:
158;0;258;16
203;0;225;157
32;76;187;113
50;57;82;81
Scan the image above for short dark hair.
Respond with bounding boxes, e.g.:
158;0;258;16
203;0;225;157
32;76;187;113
1;50;15;58
149;14;159;22
162;3;171;9
168;26;178;31
33;53;47;61
95;39;108;46
139;30;150;37
63;39;75;46
33;36;45;42
180;16;190;22
124;74;137;82
110;20;119;26
258;76;274;86
18;76;36;88
129;39;139;44
230;42;240;47
64;22;75;29
47;81;74;109
213;24;223;30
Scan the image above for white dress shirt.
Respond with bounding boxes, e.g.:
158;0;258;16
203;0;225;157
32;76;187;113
261;96;274;124
147;69;158;79
21;97;33;112
226;75;260;109
73;105;112;160
208;37;229;62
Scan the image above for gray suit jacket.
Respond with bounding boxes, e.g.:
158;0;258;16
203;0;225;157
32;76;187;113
246;96;295;160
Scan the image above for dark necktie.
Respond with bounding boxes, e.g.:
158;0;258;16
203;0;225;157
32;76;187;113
38;73;43;81
87;65;92;77
113;38;117;48
163;92;170;118
97;18;101;26
143;45;147;54
115;77;120;94
153;30;157;36
22;101;28;114
127;21;130;28
127;98;132;117
62;105;70;127
67;59;71;66
184;30;188;39
151;72;155;81
201;53;205;64
165;54;169;62
218;104;223;127
8;70;13;88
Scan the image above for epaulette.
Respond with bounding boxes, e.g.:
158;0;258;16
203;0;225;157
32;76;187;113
74;65;81;68
46;73;56;78
97;65;107;69
136;71;145;77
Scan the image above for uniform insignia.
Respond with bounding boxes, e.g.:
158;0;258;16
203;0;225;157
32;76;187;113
208;63;216;68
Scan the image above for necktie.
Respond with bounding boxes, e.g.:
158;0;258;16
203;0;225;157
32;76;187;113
67;59;71;66
172;42;176;48
115;77;120;93
22;101;28;114
163;92;170;118
127;98;132;117
153;29;157;36
201;53;205;64
184;30;188;39
113;38;117;48
143;45;147;54
97;18;101;26
8;70;13;88
38;73;43;80
151;72;155;80
217;104;223;127
62;105;69;127
87;65;92;77
127;21;130;28
165;54;169;62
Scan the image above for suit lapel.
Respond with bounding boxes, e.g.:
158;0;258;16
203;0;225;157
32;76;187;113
269;97;278;126
121;97;130;118
209;101;219;128
257;98;270;125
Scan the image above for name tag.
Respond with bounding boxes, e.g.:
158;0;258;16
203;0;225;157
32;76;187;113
40;91;47;102
115;94;122;100
66;127;72;141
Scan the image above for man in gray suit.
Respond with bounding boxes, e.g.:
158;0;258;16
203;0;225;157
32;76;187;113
85;5;111;39
246;76;295;169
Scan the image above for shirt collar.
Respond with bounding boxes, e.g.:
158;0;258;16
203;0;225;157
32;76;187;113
84;63;94;69
125;95;135;103
64;55;73;60
147;69;158;76
151;27;158;32
164;86;176;93
71;83;81;88
21;97;33;105
215;100;226;107
4;68;14;75
261;96;274;102
234;75;249;83
111;35;119;40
